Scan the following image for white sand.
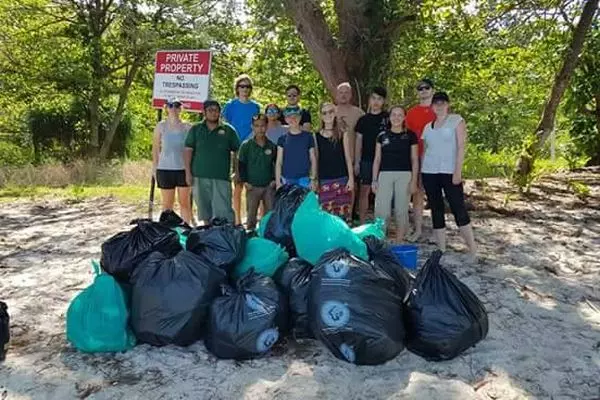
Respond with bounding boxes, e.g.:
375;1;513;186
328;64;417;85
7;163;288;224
1;173;599;400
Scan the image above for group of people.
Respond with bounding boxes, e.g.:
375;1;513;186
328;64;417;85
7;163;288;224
152;75;477;258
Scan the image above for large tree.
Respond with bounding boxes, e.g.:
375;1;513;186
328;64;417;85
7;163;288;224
515;0;599;180
279;0;418;102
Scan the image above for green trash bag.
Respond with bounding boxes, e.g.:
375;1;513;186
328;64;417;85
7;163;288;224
352;218;386;240
292;192;368;265
257;212;272;237
233;237;289;279
66;260;136;353
172;226;188;249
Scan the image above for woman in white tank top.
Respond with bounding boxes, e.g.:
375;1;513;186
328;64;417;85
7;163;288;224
421;92;476;259
152;98;193;224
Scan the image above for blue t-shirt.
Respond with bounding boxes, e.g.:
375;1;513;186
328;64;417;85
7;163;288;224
277;131;314;179
222;98;261;141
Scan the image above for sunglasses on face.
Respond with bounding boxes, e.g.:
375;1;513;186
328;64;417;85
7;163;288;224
322;109;335;115
266;109;279;115
238;84;252;89
417;86;431;91
167;102;182;109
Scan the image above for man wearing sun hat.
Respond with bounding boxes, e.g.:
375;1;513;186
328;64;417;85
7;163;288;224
184;100;240;224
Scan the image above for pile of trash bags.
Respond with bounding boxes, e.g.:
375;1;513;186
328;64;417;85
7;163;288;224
65;184;489;365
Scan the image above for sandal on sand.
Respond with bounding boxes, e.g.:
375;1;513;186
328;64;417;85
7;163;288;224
407;232;423;243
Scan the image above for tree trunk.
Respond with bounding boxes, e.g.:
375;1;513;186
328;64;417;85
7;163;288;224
515;0;599;178
98;61;140;159
283;0;349;96
283;0;416;103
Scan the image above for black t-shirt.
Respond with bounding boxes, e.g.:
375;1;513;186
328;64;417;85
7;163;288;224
315;132;347;180
377;129;418;172
356;111;389;162
279;107;312;126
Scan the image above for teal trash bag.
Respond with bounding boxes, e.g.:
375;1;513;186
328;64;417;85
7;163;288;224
292;192;368;265
172;227;188;249
257;212;272;237
233;237;289;279
352;218;386;240
66;260;136;353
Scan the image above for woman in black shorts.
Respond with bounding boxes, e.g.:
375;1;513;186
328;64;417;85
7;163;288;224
152;98;193;224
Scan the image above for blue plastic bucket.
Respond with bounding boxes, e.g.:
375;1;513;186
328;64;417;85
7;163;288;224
391;244;418;270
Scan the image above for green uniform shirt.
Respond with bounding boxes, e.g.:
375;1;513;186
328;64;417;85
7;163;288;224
185;121;240;181
238;138;277;187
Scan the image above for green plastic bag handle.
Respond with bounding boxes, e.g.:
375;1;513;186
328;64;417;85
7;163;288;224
91;260;101;276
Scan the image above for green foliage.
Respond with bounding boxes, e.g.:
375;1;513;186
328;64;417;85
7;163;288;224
566;22;600;165
0;0;597;179
463;148;516;180
0;141;32;166
567;180;591;200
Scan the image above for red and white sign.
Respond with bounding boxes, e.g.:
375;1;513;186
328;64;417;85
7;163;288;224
152;50;212;112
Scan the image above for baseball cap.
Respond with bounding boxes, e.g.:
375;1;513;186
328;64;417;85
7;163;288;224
203;100;221;110
283;105;301;117
166;97;182;107
431;91;450;103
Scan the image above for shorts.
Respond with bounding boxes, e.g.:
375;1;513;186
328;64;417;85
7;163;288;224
359;160;374;185
156;169;188;189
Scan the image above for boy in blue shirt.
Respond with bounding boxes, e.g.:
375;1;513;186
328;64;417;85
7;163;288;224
222;74;261;224
275;106;318;191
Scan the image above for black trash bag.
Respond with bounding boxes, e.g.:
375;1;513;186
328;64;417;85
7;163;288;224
205;270;286;360
273;258;314;339
130;251;226;346
0;301;9;361
101;219;181;283
404;250;489;361
186;221;247;273
309;249;405;365
264;185;310;256
364;236;413;300
159;209;191;230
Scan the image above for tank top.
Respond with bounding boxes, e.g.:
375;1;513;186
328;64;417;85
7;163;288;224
157;121;189;170
421;114;463;174
316;131;347;180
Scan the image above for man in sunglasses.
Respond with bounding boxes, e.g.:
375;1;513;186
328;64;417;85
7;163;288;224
222;74;261;224
184;100;240;224
279;84;311;131
405;78;436;241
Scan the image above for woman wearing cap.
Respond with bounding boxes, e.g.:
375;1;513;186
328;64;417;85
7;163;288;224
265;104;287;144
371;105;418;243
152;99;193;224
314;102;354;221
421;92;476;258
275;106;317;190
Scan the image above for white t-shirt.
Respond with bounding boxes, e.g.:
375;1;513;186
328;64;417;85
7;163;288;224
421;114;464;174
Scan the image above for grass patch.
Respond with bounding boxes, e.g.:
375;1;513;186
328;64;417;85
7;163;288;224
0;184;158;205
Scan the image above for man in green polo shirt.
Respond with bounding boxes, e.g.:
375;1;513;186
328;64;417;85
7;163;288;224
184;100;240;224
238;113;277;230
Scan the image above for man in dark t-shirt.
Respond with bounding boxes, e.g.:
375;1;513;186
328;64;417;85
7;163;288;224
354;86;389;224
279;84;312;131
